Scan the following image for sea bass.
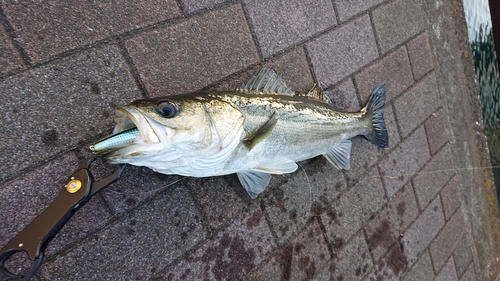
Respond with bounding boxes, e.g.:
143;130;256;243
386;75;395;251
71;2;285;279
92;68;388;198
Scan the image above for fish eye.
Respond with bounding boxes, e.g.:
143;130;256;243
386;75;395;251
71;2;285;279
156;101;178;118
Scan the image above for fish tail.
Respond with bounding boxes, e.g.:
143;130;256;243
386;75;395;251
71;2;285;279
362;82;388;148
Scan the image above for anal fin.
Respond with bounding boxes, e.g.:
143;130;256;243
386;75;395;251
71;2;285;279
237;171;272;199
323;139;352;170
253;159;298;174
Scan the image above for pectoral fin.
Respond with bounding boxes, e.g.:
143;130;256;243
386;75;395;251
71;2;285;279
237;171;272;199
244;112;278;150
323;139;352;170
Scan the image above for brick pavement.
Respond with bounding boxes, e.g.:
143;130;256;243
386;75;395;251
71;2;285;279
1;0;499;280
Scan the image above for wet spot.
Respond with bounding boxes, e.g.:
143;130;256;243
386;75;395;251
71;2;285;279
246;209;262;229
201;233;256;280
368;219;393;250
310;201;323;215
125;197;136;207
355;267;361;276
295;243;305;253
386;244;406;275
299;256;310;267
433;205;438;212
180;268;191;279
90;81;101;95
289;209;297;221
280;244;294;281
180;232;188;240
397;202;405;216
331;236;345;250
41;129;59;146
304;260;316;280
393;159;397;165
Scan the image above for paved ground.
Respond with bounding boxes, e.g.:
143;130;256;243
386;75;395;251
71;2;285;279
1;0;499;280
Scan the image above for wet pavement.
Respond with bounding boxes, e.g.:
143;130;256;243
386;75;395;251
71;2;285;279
1;0;499;280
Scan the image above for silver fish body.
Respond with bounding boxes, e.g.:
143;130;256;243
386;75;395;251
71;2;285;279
94;68;388;198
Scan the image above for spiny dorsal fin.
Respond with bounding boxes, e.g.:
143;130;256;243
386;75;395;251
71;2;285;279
238;67;295;95
305;82;334;105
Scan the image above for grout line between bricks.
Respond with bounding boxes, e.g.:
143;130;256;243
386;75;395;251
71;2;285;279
369;10;383;57
175;0;187;16
330;0;341;25
0;6;31;66
303;44;318;83
240;0;265;62
117;40;149;98
362;227;376;264
316;215;336;258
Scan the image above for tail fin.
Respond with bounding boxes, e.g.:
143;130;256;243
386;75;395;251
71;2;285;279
363;82;388;148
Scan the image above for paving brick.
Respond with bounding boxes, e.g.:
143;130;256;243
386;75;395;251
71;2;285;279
0;154;78;275
125;4;259;96
335;0;386;22
0;23;23;75
45;196;111;256
180;0;227;14
2;0;180;62
327;78;360;112
453;236;474;278
189;176;250;230
0;153;77;248
40;185;205;280
322;168;386;245
307;15;378;86
100;165;183;216
343;105;398;186
243;0;336;58
440;175;462;220
401;196;445;267
355;45;414;104
413;144;454;210
401;249;434;281
364;243;407;281
371;0;427;53
244;218;330;281
434;257;458;281
430;207;466;272
267;47;315;94
378;126;431;198
206;47;313;94
316;232;373;281
365;183;419;261
394;72;441;138
0;45;142;180
263;157;347;245
459;262;477;281
160;204;275;281
407;32;434;80
424;108;449;155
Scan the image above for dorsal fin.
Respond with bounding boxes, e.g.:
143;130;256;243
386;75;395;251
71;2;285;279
305;82;334;105
238;67;295;95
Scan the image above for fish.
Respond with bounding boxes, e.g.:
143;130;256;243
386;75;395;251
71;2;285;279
92;68;388;198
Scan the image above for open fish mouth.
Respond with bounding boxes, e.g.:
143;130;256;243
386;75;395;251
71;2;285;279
90;107;160;152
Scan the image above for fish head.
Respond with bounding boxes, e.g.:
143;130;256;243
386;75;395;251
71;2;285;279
103;93;245;170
